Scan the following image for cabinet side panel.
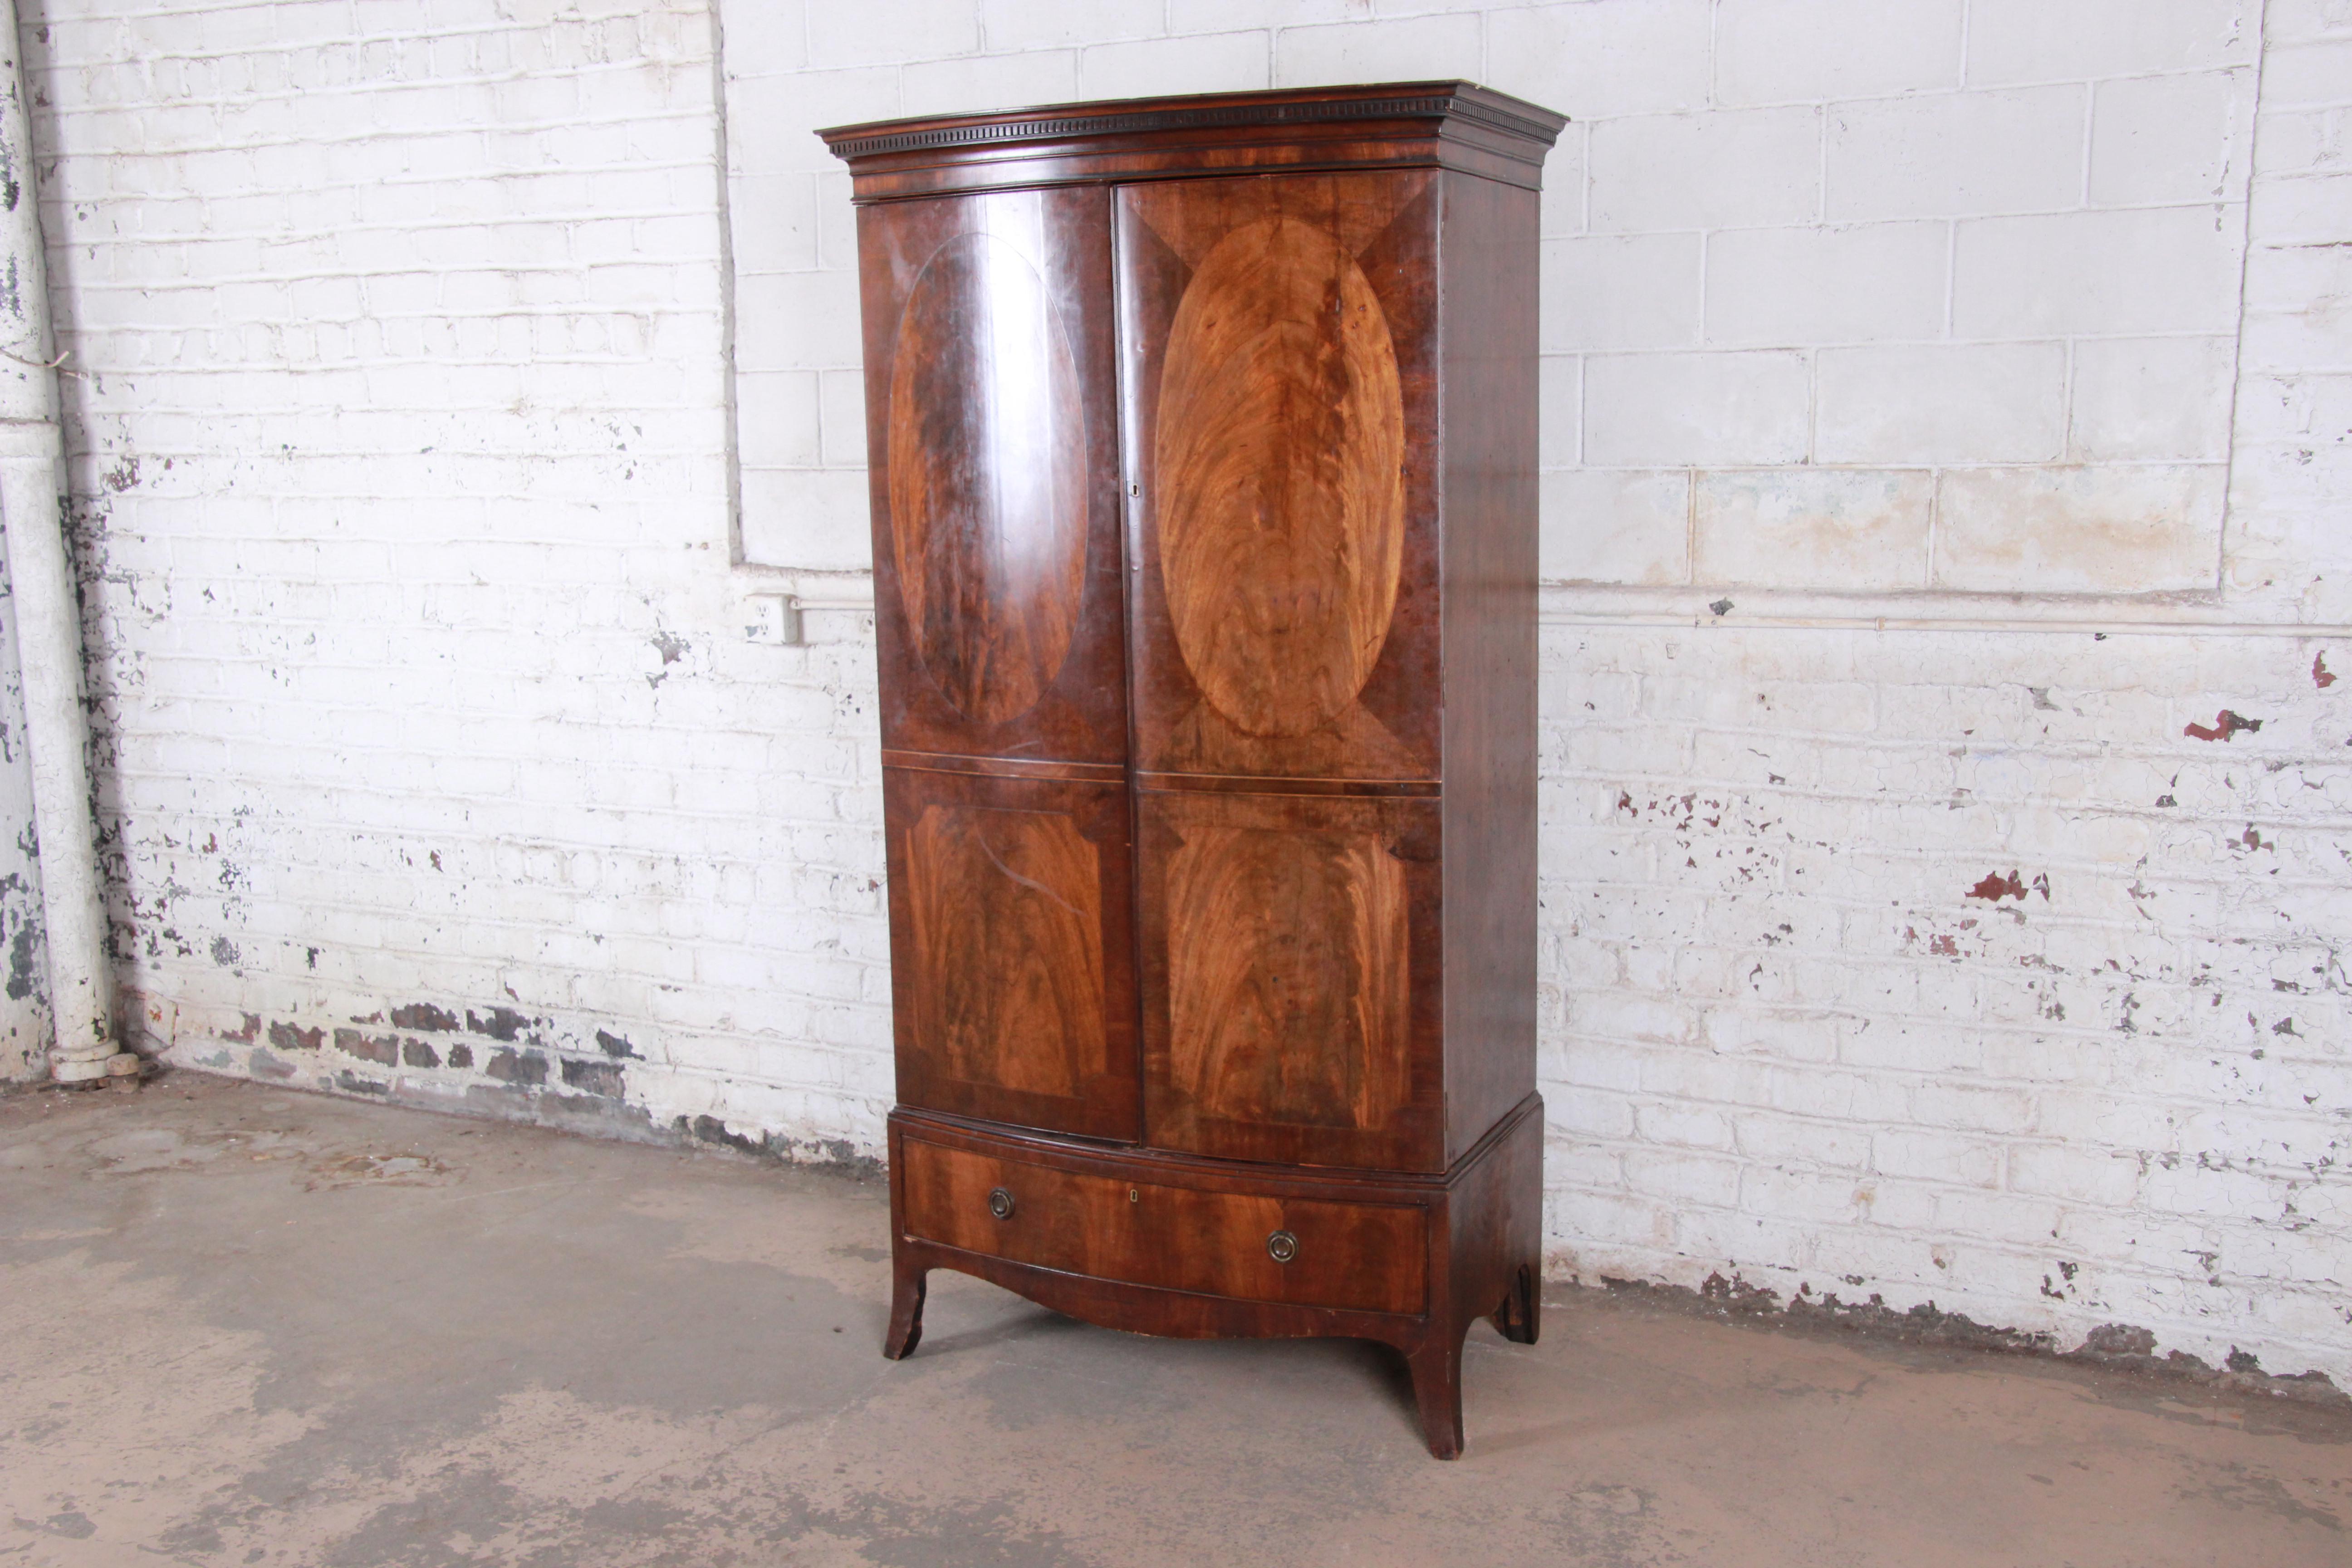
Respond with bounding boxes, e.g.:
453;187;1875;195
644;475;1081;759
1437;173;1542;1165
857;188;1127;764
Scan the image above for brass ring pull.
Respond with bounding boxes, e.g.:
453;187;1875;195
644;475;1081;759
987;1186;1015;1220
1266;1229;1298;1264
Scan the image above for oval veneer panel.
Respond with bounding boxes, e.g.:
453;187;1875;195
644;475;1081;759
1154;216;1406;739
888;231;1089;725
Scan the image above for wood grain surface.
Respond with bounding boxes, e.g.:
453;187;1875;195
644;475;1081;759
1155;214;1405;740
1118;171;1443;782
898;1133;1427;1315
818;82;1568;203
882;1097;1546;1459
887;230;1088;725
858;188;1128;764
838;87;1563;1460
903;801;1102;1099
883;765;1139;1141
1138;786;1444;1171
1434;171;1544;1164
1164;819;1408;1128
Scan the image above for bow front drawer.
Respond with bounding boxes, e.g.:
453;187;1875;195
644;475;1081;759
899;1135;1426;1316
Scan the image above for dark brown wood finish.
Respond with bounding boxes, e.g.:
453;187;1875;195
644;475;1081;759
881;765;1139;1141
1436;171;1543;1164
880;748;1125;785
881;1095;1544;1460
899;1134;1428;1314
819;83;1562;203
858;186;1128;765
831;83;1563;1461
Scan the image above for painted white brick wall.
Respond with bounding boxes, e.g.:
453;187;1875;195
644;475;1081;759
727;0;2261;603
27;0;897;1152
2228;0;2352;622
20;0;2351;1392
1540;623;2350;1379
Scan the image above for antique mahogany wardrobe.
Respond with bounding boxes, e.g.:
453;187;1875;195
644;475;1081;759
821;82;1564;1460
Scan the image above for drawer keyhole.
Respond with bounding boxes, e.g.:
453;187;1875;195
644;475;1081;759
1266;1229;1298;1264
987;1186;1016;1220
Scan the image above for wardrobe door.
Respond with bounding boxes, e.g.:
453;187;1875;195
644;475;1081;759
861;187;1127;766
1115;172;1441;784
1134;785;1446;1172
1118;171;1446;1171
863;187;1140;1140
883;763;1140;1142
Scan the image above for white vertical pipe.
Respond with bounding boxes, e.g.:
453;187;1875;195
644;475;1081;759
0;1;116;1082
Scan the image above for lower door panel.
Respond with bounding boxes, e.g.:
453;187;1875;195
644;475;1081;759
1136;785;1444;1171
883;763;1139;1141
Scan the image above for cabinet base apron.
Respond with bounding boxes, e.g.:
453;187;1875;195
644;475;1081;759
881;1093;1544;1460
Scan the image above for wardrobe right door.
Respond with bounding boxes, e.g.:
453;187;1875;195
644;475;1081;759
1117;171;1449;1173
1114;171;1443;786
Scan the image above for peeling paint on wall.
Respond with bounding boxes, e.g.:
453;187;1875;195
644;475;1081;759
2185;709;2265;741
0;537;47;1081
1541;626;2352;1389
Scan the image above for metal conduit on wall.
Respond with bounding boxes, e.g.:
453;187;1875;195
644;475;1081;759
0;0;120;1084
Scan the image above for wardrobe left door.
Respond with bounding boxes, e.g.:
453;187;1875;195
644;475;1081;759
858;186;1139;1141
858;186;1129;767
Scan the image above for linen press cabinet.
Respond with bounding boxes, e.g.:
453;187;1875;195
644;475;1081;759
821;83;1564;1459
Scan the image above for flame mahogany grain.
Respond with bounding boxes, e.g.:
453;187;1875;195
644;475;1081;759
886;230;1089;726
882;1098;1544;1461
857;187;1128;765
882;766;1140;1142
830;81;1563;1460
1120;171;1442;782
1153;209;1406;742
898;1132;1429;1315
1138;786;1445;1172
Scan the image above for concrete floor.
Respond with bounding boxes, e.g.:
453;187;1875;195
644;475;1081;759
1;1078;2345;1568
